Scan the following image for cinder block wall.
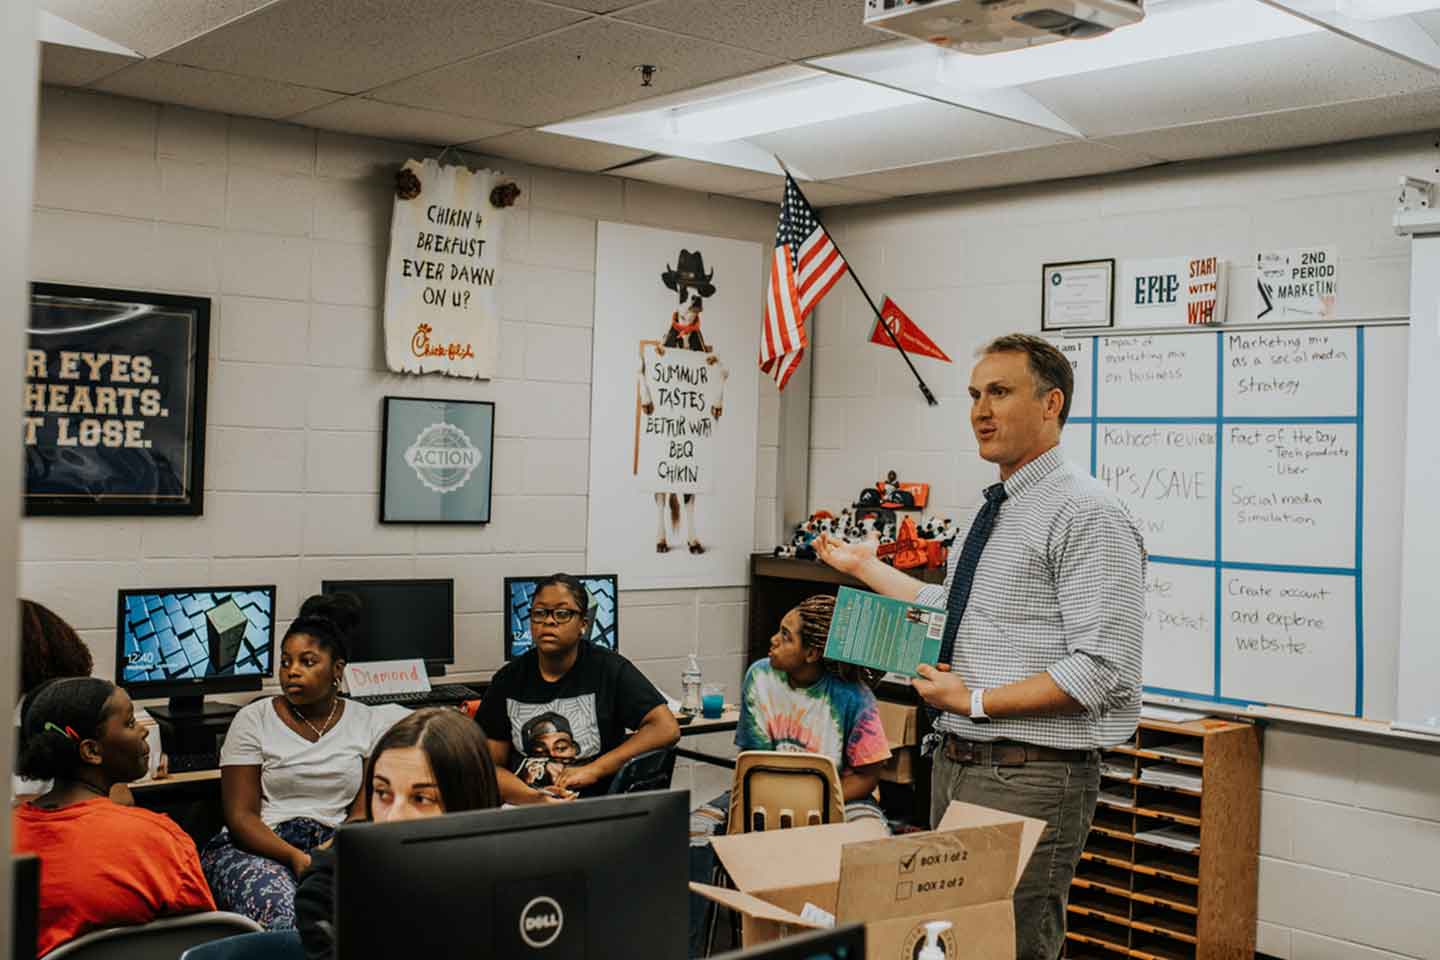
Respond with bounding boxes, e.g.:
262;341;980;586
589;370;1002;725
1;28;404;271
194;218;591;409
23;85;780;802
815;134;1440;959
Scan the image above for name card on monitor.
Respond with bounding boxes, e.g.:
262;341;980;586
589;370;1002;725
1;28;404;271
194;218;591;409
344;659;431;697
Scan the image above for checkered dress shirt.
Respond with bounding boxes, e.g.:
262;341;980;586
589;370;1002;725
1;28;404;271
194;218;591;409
916;446;1147;750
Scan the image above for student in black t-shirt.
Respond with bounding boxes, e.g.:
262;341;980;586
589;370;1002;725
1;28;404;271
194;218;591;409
477;573;680;802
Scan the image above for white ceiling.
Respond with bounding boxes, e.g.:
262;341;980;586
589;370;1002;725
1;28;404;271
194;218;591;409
36;0;1440;206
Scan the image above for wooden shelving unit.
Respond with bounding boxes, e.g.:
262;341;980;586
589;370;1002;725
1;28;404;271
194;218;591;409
1065;717;1261;960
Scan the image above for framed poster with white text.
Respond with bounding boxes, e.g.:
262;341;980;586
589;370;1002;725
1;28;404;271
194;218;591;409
25;283;209;516
380;396;495;524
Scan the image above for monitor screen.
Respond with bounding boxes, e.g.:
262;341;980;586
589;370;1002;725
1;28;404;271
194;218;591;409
504;574;618;659
711;925;866;959
335;790;688;959
116;586;275;696
320;578;454;664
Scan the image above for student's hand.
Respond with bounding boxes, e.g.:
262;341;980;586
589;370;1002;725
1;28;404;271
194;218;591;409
912;663;970;713
814;534;876;575
537;785;577;803
290;851;313;877
154;753;170;780
553;763;602;793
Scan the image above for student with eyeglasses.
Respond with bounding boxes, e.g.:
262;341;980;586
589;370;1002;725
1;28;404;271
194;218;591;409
475;573;679;802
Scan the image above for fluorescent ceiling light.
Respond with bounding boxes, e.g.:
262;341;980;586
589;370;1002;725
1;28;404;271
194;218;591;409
666;74;920;143
1336;0;1440;18
932;0;1321;88
38;10;139;57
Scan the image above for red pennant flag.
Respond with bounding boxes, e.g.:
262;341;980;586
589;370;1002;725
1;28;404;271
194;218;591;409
869;297;951;363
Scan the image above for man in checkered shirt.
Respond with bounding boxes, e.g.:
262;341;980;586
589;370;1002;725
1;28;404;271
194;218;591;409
817;333;1145;960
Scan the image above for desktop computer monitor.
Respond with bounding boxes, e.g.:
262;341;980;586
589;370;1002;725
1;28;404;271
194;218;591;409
320;578;454;668
504;574;618;659
712;925;866;960
115;585;275;720
334;789;688;959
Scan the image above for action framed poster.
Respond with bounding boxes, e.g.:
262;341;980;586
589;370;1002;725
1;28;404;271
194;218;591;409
380;396;495;524
25;283;210;516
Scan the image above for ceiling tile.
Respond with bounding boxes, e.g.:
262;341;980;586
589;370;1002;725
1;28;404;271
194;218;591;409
1025;32;1440;138
159;0;588;94
37;0;277;57
616;0;887;60
750;100;1069;180
543;0;649;10
370;19;782;126
830;141;1160;197
1100;91;1440;162
463;129;651;172
40;43;138;87
288;97;516;146
739;181;893;207
95;61;343;120
615;157;784;196
1414;9;1440;44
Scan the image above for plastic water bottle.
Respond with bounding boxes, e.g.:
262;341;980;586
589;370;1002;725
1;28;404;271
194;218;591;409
681;655;703;716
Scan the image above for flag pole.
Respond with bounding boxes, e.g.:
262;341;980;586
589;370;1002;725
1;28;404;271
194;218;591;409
774;158;938;407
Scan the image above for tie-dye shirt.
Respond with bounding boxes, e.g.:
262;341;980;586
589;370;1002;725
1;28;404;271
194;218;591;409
736;659;892;772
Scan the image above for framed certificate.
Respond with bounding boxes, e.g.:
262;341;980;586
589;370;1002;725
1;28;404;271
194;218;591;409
1041;259;1116;331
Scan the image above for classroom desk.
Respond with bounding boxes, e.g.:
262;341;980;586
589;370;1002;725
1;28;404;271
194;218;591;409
674;708;739;769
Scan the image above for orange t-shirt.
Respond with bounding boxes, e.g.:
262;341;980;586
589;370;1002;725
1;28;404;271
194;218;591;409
12;797;216;956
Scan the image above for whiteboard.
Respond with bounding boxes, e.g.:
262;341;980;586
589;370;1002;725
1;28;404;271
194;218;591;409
1062;324;1406;720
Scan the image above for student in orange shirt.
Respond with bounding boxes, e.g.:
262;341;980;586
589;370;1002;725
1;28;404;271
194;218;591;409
12;677;215;956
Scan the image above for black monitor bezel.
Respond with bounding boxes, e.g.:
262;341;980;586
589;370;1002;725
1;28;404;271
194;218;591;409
320;577;456;665
711;924;866;959
502;573;620;661
114;584;277;699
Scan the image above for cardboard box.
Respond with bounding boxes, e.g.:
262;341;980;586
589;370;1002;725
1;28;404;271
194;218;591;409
878;747;916;785
876;699;918;748
692;802;1042;959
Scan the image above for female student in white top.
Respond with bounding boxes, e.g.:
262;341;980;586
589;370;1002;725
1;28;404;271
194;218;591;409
200;600;405;930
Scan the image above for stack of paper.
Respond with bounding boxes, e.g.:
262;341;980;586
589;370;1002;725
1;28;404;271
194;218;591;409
1135;824;1200;853
1140;704;1208;723
1099;787;1136;810
1148;742;1203;763
1101;761;1133;781
1138;763;1203;792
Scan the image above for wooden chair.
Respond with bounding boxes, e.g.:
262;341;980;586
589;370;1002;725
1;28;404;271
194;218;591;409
705;751;845;954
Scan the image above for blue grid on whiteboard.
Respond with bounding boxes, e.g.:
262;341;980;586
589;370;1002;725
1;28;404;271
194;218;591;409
1063;329;1365;717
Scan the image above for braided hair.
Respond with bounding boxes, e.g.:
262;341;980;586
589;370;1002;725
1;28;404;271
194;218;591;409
794;594;883;689
17;677;116;781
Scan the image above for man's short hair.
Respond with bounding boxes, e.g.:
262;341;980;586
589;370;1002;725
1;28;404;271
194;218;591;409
521;711;572;754
978;333;1074;428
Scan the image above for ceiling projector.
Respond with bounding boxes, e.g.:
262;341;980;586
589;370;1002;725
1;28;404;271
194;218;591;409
864;0;1146;55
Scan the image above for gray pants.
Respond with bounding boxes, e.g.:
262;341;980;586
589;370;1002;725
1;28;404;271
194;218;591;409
930;745;1101;960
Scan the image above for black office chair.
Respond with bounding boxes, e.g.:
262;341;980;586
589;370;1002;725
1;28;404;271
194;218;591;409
607;746;677;794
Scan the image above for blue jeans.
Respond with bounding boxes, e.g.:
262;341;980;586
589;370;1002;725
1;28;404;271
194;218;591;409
200;818;334;930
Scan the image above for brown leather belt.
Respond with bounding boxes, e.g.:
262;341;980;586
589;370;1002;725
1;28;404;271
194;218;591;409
942;733;1095;767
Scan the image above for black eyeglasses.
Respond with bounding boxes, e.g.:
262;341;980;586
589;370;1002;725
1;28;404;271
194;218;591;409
531;607;582;625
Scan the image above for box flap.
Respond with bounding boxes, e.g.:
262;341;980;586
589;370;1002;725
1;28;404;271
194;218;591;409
710;819;889;893
834;821;1022;920
936;801;1046;893
687;884;824;929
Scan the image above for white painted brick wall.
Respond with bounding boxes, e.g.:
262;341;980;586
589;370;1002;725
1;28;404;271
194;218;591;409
819;133;1440;956
24;88;782;801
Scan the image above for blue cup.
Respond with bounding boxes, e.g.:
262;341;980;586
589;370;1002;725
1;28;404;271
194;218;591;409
702;684;724;718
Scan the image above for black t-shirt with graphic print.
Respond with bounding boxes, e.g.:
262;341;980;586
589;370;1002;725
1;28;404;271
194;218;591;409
476;641;666;796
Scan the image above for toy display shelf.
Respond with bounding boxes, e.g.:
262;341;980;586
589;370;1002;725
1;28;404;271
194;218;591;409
1063;717;1261;960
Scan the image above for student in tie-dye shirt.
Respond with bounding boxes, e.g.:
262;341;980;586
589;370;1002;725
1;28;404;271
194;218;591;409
687;594;891;954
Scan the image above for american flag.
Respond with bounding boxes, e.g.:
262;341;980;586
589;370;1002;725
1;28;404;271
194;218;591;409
760;175;848;390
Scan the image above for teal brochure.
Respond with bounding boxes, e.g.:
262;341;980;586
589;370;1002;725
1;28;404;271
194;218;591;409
824;586;947;677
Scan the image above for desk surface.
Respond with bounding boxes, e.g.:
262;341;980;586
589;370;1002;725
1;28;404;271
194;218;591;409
132;707;739;792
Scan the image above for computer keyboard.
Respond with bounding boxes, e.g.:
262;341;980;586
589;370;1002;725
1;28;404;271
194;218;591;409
350;684;482;707
167;751;220;773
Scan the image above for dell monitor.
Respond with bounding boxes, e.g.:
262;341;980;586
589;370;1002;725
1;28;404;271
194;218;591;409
116;585;275;722
335;789;688;959
504;574;619;659
713;925;866;960
320;578;454;672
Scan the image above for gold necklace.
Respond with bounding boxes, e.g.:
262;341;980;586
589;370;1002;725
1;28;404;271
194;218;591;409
291;696;339;739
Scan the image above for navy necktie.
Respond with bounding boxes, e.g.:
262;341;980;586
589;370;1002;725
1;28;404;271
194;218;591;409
936;482;1008;669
